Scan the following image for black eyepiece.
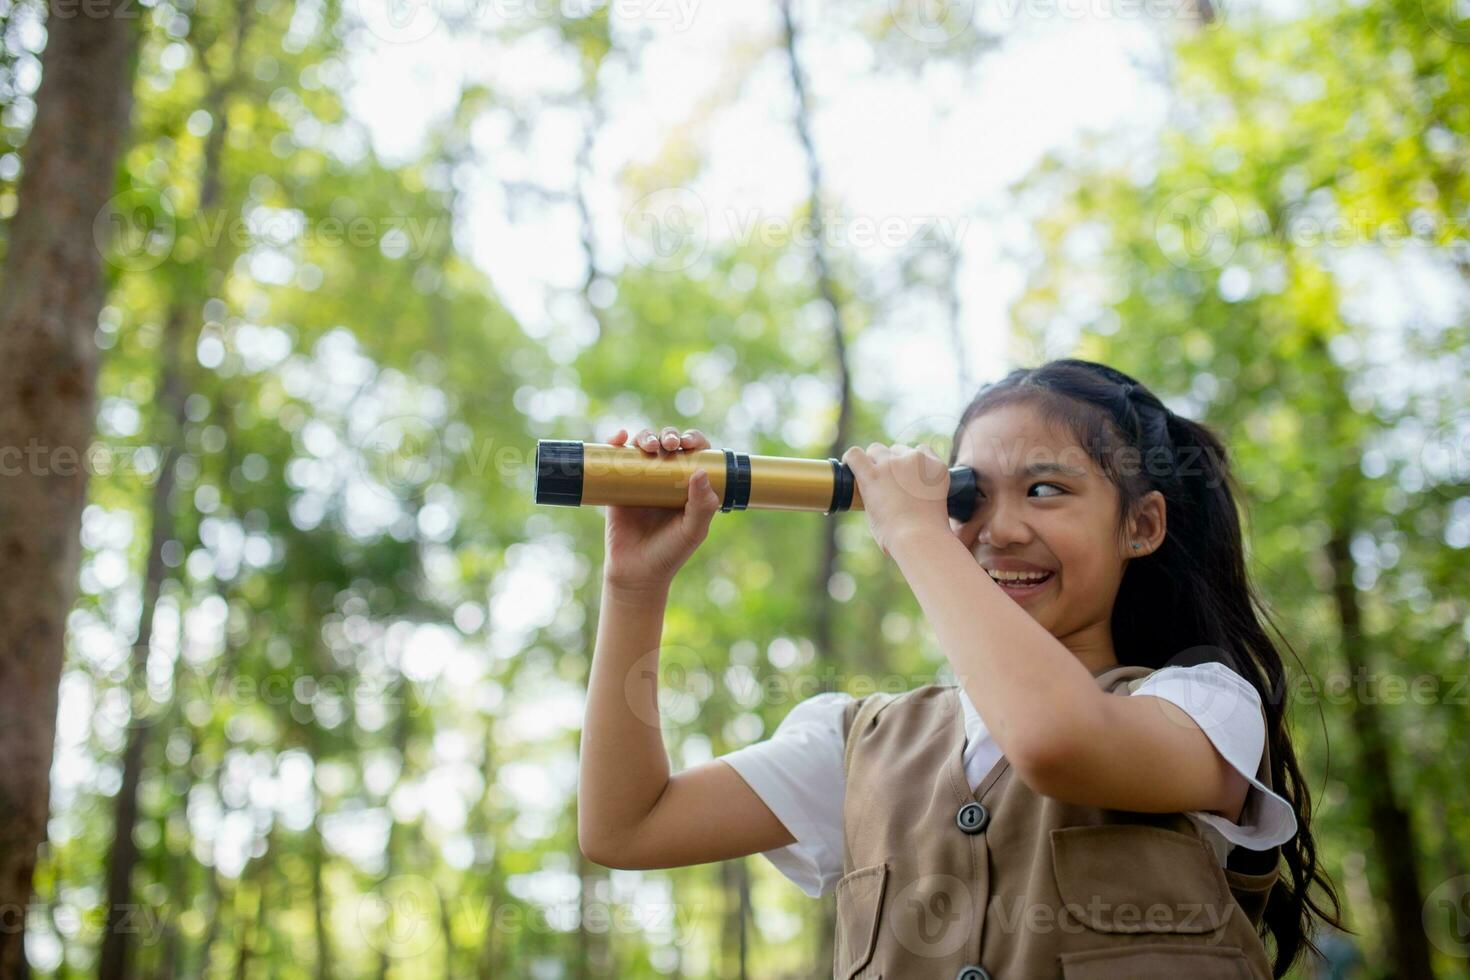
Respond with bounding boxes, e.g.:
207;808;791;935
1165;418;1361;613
535;440;584;506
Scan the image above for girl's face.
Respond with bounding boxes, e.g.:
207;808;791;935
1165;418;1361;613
948;403;1162;643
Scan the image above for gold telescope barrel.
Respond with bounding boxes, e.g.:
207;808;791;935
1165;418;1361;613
533;440;979;520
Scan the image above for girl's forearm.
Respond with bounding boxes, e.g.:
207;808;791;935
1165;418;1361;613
578;575;676;858
888;527;1103;775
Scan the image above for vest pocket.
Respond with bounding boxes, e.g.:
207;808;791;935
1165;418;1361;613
1050;825;1232;934
1058;941;1255;979
833;862;888;980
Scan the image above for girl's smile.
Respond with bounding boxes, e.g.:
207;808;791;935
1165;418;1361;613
984;565;1057;601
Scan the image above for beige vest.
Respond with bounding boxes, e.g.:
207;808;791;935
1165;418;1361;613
835;661;1281;980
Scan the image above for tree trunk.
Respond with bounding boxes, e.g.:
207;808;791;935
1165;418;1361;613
376;695;413;980
0;3;139;973
778;2;851;972
98;4;250;968
737;860;750;980
311;818;333;980
232;824;276;980
1425;779;1470;970
98;303;186;980
571;112;615;980
1325;522;1435;978
719;860;749;979
474;728;503;980
1316;323;1435;976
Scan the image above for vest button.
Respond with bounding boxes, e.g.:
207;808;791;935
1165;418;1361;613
955;801;989;834
956;966;991;980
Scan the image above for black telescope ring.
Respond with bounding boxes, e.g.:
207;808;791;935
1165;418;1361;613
730;452;751;510
828;459;855;514
534;440;584;507
719;450;753;512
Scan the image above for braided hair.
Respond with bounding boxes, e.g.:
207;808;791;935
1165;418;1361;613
946;358;1348;978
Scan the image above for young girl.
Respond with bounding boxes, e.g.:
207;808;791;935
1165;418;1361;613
578;359;1346;979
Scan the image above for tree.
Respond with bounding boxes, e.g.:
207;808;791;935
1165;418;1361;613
96;2;252;975
0;2;139;972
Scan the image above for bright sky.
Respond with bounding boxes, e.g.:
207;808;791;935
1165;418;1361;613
342;2;1177;434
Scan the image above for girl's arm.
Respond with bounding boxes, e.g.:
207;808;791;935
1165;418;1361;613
889;526;1248;819
577;579;795;868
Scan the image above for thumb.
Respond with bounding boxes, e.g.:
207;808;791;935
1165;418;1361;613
682;469;721;533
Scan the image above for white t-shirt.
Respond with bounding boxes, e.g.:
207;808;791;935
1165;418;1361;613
719;661;1299;899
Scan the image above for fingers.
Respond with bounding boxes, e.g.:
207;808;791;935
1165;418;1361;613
631;428;659;453
844;443;936;466
629;426;709;454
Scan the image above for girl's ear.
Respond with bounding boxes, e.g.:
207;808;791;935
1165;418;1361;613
1125;490;1167;558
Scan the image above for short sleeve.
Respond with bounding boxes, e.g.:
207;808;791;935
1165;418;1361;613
717;691;853;898
1130;662;1298;852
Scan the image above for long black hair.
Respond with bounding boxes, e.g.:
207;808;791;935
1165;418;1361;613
947;358;1347;977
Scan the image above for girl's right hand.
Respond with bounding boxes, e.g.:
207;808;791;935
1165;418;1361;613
602;425;722;594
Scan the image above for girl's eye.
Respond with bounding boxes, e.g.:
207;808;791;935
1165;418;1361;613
970;483;1067;503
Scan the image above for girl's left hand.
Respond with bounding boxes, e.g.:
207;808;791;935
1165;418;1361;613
841;442;953;557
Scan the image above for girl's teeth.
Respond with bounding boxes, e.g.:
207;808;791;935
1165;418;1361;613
988;570;1052;584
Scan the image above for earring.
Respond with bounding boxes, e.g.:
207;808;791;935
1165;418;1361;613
1131;542;1141;550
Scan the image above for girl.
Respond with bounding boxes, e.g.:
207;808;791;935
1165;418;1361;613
578;359;1346;979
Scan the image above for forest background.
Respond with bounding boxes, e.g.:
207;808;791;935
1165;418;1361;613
0;0;1466;976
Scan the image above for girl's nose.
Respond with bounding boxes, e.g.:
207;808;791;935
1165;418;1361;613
979;501;1033;549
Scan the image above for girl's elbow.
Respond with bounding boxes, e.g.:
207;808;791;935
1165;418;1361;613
578;828;627;869
577;809;621;867
1009;734;1073;797
578;816;656;869
1009;706;1103;798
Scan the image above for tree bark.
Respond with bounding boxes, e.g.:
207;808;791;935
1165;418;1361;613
1305;320;1435;976
0;3;139;973
1424;772;1470;969
571;99;615;980
778;2;851;972
1324;523;1436;979
717;823;752;977
98;6;250;971
97;303;186;980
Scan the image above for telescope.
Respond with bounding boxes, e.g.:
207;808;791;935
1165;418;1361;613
533;440;979;522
